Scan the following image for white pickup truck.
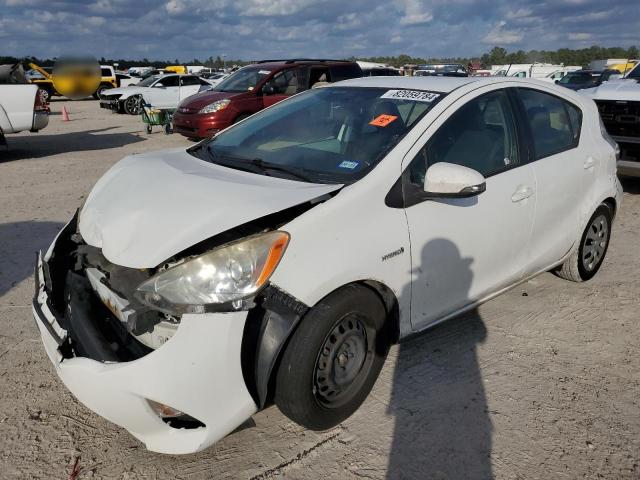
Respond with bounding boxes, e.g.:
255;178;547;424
0;64;49;147
582;63;640;177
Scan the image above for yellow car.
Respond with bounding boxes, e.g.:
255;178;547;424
609;61;638;76
29;63;118;100
164;65;187;74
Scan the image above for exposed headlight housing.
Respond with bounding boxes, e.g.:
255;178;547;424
199;98;230;114
135;231;289;315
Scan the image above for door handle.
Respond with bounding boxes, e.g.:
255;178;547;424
584;157;595;170
511;185;534;202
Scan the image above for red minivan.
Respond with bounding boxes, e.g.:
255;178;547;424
172;59;362;139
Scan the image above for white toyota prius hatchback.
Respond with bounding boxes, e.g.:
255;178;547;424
34;76;621;454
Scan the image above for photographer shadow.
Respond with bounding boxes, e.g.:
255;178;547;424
387;239;493;479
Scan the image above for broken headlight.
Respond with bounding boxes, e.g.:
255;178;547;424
134;231;289;315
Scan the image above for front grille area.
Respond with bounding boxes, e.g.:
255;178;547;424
596;100;640;138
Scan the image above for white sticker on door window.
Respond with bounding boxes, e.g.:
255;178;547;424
380;90;440;102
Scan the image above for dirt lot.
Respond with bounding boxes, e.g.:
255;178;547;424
0;99;639;480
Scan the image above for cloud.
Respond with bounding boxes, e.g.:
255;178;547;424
483;21;523;45
0;0;637;61
398;0;433;25
568;32;593;40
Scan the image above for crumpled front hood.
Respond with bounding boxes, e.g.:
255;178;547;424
79;149;341;268
581;79;640;101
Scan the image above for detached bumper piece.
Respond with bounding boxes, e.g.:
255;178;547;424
32;213;258;454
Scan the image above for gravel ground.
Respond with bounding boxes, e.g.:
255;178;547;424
0;99;639;480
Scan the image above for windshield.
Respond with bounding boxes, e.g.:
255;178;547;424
559;73;597;85
137;75;160;87
627;64;640;79
213;67;272;93
190;87;443;184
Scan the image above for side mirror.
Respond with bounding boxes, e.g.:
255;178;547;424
555;80;560;84
424;162;486;197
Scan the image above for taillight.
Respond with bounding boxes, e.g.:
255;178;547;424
34;88;49;113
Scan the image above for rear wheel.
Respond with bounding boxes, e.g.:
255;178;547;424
123;95;142;115
555;204;612;282
275;285;389;430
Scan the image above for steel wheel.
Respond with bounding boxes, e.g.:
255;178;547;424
275;285;388;431
581;214;608;272
313;314;372;409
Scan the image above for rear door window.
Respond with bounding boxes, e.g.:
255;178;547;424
517;88;580;158
180;75;200;86
156;76;180;87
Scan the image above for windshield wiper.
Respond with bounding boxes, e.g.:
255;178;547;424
248;158;314;182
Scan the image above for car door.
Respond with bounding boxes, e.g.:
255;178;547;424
401;88;536;330
178;75;203;101
142;75;180;108
514;88;589;273
262;68;300;108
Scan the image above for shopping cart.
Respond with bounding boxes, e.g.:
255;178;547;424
141;103;174;134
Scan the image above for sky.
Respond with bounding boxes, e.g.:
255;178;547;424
1;0;638;61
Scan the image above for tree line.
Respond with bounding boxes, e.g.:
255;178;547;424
357;45;639;68
2;45;638;70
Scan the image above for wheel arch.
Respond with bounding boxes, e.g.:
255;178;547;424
602;196;617;219
242;279;400;409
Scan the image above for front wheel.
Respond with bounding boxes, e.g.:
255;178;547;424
123;95;142;115
275;285;389;431
555;204;612;282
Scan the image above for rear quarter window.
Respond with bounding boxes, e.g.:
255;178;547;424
518;88;580;159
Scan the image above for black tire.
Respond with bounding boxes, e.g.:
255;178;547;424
93;84;109;100
146;124;152;134
555;204;612;282
275;285;389;431
164;123;172;135
123;95;142;115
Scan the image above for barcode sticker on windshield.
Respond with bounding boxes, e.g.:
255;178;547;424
380;90;440;102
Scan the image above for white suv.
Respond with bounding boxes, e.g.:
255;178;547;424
33;76;621;454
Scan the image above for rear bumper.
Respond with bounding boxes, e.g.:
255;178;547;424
32;222;257;454
31;111;49;132
617;160;640;178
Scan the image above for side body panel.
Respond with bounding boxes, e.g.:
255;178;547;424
0;84;38;133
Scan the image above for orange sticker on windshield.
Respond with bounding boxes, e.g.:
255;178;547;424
369;114;398;127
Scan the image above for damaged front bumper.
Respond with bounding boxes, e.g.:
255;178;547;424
32;218;258;454
99;98;120;111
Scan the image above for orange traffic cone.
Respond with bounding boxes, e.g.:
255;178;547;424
61;106;70;121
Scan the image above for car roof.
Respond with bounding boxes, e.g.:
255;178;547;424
248;59;358;70
332;75;480;93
